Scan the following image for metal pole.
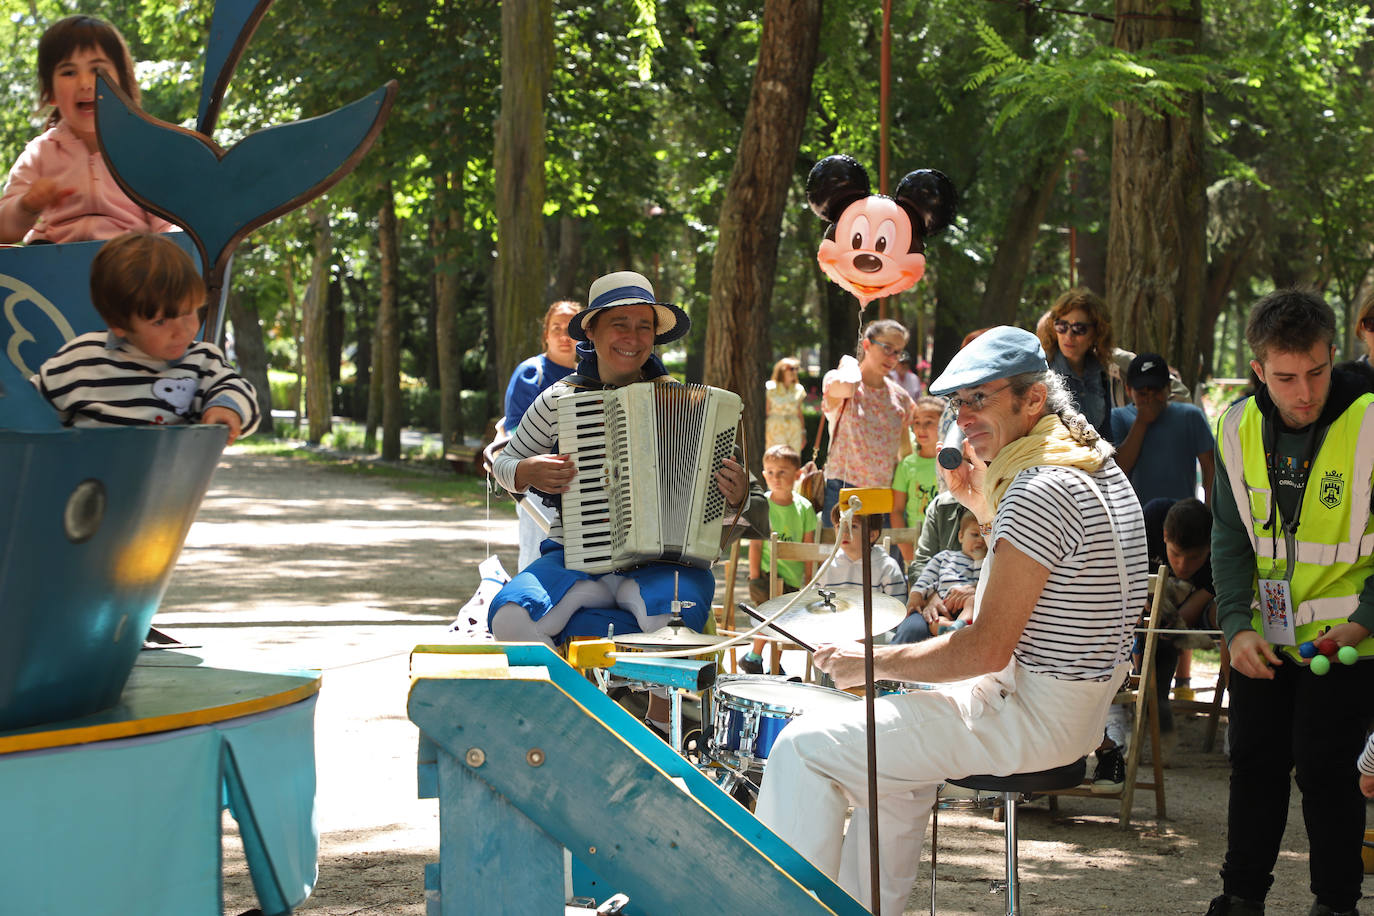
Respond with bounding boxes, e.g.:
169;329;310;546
861;512;881;915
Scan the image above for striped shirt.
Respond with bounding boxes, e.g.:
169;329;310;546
33;331;260;435
912;548;981;598
1359;733;1374;778
492;379;579;542
992;462;1147;681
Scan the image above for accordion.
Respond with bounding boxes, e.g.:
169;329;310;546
556;381;743;574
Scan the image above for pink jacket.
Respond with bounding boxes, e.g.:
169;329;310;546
0;122;176;244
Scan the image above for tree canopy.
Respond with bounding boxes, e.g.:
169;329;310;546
0;0;1369;448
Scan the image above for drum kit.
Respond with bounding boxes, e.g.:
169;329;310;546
606;586;912;805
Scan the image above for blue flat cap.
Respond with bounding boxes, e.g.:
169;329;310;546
928;325;1048;395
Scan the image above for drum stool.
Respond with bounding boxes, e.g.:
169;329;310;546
928;757;1086;916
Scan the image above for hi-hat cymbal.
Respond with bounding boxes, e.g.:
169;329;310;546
756;586;907;646
613;626;728;651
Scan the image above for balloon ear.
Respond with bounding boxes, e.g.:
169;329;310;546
894;169;958;243
806;155;871;223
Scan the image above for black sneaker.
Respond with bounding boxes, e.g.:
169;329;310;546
1090;746;1125;794
1309;903;1359;916
738;654;765;674
1204;894;1265;915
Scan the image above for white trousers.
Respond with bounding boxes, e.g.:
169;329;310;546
754;661;1126;915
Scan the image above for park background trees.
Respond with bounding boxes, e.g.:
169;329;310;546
0;0;1370;463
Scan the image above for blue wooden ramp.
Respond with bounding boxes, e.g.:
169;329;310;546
408;643;869;916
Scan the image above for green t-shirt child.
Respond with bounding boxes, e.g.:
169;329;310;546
892;452;939;528
761;493;819;588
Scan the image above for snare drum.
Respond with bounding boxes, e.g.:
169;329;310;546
707;675;860;770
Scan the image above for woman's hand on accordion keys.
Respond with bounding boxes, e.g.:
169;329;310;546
715;457;748;510
515;454;577;493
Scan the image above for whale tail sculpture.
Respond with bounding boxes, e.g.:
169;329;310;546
0;0;396;731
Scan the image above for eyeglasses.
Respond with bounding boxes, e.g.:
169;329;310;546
1054;320;1095;337
948;381;1012;413
869;339;908;358
1362;317;1374;333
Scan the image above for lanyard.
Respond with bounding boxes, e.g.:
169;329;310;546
1261;416;1319;581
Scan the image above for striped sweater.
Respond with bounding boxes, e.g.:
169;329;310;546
32;331;260;435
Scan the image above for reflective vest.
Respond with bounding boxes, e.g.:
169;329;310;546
1218;394;1374;661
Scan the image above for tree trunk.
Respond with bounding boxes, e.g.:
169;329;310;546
493;0;552;391
549;213;582;302
977;150;1065;327
302;202;333;444
348;274;373;421
378;182;403;461
282;254;302;435
433;171;465;448
224;286;273;438
1106;0;1206;388
703;0;822;472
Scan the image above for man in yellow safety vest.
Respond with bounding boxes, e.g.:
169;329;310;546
1207;289;1374;916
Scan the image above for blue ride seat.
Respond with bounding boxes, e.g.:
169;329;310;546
0;235;223;732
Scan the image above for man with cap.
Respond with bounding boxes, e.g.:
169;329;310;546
487;270;761;646
1110;352;1216;506
754;326;1147;915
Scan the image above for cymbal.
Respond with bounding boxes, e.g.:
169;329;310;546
613;626;728;651
756;586;907;646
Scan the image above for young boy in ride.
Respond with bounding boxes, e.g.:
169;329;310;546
0;15;176;243
741;443;818;673
890;395;946;564
889;509;986;644
32;232;258;443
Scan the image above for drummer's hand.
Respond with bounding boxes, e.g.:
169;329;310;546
942;585;975;612
814;642;871;690
937;437;991;521
515;454;577;493
716;457;748;507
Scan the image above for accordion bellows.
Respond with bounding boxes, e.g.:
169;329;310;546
557;381;743;573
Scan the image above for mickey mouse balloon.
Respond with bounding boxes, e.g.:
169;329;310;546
807;154;957;309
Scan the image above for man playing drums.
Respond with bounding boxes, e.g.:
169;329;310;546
754;326;1148;914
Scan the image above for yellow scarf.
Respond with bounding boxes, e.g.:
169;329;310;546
984;413;1107;514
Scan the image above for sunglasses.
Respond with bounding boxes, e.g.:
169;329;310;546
947;381;1012;413
1054;320;1095;337
1362;317;1374;333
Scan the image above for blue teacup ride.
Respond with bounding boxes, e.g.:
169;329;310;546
0;0;393;732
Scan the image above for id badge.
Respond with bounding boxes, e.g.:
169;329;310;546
1257;578;1296;646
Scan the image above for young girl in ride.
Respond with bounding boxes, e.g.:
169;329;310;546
0;15;176;244
488;271;752;647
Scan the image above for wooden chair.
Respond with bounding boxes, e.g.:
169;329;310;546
765;536;840;680
1169;633;1230;753
713;540;742;671
880;524;923;567
1042;564;1170;827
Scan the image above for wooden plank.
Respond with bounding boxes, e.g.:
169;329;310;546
409;648;869;916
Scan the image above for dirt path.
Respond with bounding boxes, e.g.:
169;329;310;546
154;449;1356;915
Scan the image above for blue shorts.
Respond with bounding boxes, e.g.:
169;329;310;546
488;540;715;633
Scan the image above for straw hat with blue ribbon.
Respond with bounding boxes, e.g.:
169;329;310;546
569;271;690;345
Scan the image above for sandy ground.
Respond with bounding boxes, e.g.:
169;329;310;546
152;449;1368;916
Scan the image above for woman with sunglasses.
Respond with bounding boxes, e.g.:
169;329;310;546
1355;294;1374;364
1036;288;1125;443
819;318;918;528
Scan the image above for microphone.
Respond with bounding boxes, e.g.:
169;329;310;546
937;423;966;470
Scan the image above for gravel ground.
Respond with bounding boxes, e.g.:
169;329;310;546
152;448;1366;916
